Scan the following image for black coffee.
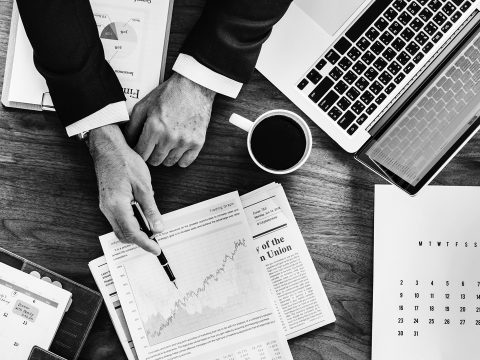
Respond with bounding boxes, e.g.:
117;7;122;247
250;115;307;171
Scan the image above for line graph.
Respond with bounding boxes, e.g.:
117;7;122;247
122;228;266;345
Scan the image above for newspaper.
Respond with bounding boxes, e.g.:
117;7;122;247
240;183;335;338
88;257;138;360
99;192;293;360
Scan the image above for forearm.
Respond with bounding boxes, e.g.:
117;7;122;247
16;0;125;127
181;0;292;83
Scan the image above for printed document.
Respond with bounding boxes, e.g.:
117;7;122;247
240;183;335;338
7;0;171;110
100;192;293;360
89;257;138;360
373;185;480;360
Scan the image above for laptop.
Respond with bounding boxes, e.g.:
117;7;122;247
256;0;480;195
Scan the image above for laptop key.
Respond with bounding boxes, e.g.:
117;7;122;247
419;8;434;22
327;106;342;121
353;61;367;75
297;79;309;90
361;90;375;105
383;47;397;62
371;41;386;55
379;71;393;85
451;11;462;22
393;0;408;12
357;37;371;51
347;88;361;101
392;38;407;51
337;97;352;111
380;31;395;45
385;83;397;94
400;28;415;41
404;62;415;73
358;114;369;125
365;103;378;115
347;47;362;61
306;69;322;84
329;67;344;81
384;8;399;21
433;12;447;26
415;31;429;45
394;72;406;84
428;0;442;12
344;70;358;84
374;17;389;31
413;52;425;63
389;21;404;35
442;2;456;16
432;31;443;43
351;101;366;115
375;93;387;105
397;51;411;65
334;80;349;94
407;2;422;15
362;51;376;65
369;80;384;95
442;21;453;33
366;27;381;41
334;37;352;55
319;91;340;111
355;77;369;91
365;67;379;81
424;22;438;35
406;42;420;55
347;123;359;135
315;59;327;70
398;11;413;25
422;41;434;53
410;18;424;32
338;110;356;129
373;58;388;71
461;1;472;12
309;77;334;103
338;57;353;71
325;49;341;64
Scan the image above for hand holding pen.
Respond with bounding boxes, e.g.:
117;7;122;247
131;201;178;289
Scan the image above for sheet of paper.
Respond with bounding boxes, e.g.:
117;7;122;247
372;185;480;360
8;0;171;110
240;183;335;339
0;262;71;360
89;257;138;360
100;192;293;360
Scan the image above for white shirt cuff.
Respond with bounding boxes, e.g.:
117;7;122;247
65;101;129;137
173;54;243;98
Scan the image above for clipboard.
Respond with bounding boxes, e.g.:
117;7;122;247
0;247;102;360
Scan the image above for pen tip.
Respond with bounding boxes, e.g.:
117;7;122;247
173;281;178;289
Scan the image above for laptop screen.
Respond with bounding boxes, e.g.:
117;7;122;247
356;16;480;194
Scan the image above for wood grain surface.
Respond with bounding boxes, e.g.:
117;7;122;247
1;1;480;359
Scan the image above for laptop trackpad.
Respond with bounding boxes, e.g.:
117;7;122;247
295;0;368;36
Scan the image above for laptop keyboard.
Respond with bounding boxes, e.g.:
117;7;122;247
367;31;480;183
298;0;476;136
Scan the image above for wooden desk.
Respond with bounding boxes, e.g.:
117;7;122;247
1;0;479;359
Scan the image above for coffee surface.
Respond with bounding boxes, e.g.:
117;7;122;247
250;115;307;171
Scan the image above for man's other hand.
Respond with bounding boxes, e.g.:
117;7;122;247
88;124;164;255
125;73;215;168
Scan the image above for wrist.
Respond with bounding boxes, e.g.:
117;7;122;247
172;72;216;102
88;124;127;160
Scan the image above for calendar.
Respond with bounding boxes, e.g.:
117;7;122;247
0;262;71;360
372;185;480;360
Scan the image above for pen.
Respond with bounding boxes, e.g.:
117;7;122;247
131;201;178;289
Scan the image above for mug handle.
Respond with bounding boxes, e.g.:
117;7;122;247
229;113;254;132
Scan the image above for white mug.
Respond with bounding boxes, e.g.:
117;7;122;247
229;109;312;175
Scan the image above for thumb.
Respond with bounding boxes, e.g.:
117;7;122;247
135;187;164;234
125;102;148;146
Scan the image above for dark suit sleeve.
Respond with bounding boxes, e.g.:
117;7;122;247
181;0;292;84
16;0;125;127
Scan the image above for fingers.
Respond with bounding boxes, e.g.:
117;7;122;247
133;183;164;234
178;149;201;168
102;197;161;255
162;147;186;167
125;102;148;146
147;144;170;167
135;121;159;161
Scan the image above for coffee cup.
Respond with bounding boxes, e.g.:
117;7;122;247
229;109;312;174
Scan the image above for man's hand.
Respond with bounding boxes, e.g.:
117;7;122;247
88;124;164;255
125;72;215;168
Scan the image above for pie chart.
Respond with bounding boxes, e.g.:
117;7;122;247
100;22;137;60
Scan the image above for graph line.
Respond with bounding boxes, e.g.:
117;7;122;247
146;238;247;339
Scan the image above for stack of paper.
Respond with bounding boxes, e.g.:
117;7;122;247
90;183;335;360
